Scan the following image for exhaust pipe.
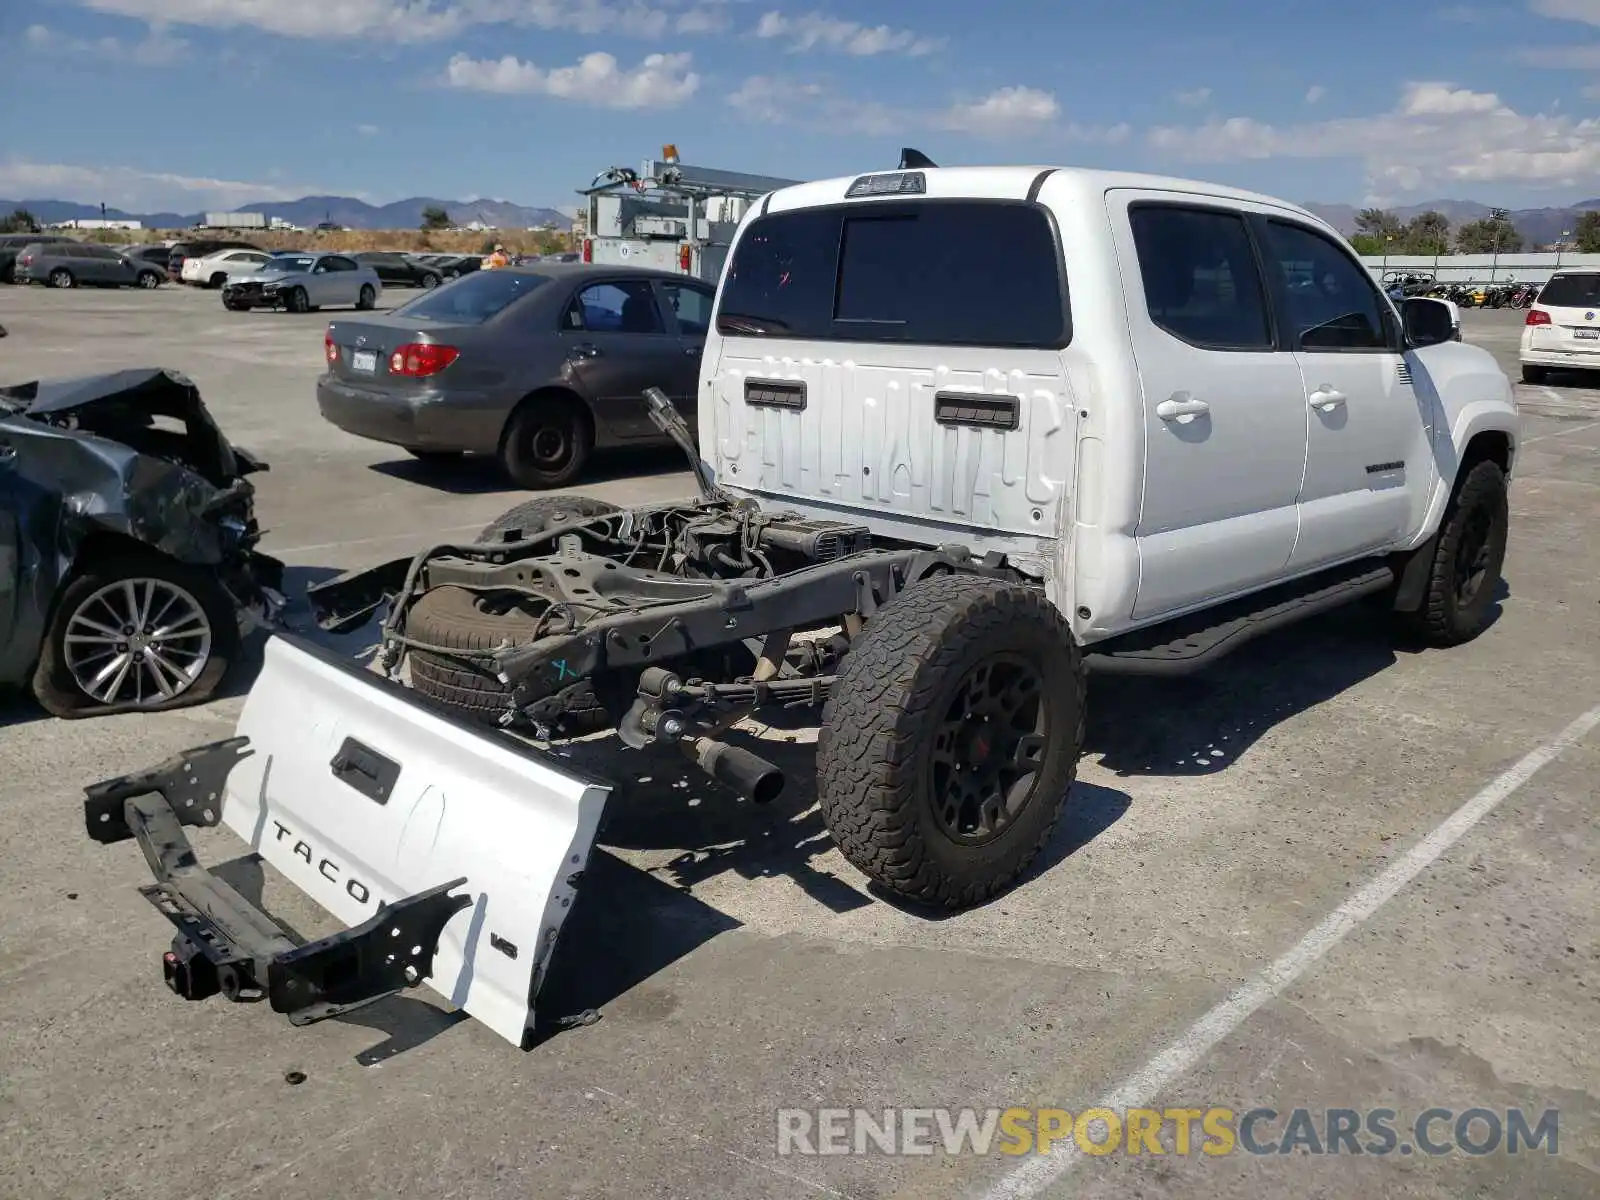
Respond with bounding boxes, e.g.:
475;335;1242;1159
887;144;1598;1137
688;737;784;805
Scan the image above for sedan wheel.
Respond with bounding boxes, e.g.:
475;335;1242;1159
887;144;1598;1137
421;273;440;289
286;286;309;313
137;271;161;289
49;268;74;289
62;577;214;706
357;284;376;310
501;397;594;490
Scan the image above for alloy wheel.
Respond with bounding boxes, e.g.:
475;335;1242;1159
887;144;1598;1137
928;655;1049;845
62;577;214;706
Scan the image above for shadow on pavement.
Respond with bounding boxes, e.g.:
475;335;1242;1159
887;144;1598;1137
528;849;743;1047
368;444;691;495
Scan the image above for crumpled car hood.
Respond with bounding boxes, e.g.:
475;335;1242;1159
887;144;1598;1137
0;368;280;686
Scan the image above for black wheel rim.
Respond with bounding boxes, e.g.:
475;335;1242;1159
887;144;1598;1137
1453;503;1495;607
929;655;1048;846
526;423;573;470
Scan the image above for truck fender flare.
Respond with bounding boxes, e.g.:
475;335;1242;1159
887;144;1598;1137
1409;405;1518;549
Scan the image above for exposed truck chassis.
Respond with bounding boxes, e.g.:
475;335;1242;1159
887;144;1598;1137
307;389;1036;804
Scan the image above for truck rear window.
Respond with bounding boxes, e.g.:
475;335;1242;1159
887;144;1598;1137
717;201;1069;348
1538;273;1600;308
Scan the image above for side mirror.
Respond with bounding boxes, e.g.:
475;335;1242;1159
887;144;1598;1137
1401;297;1456;348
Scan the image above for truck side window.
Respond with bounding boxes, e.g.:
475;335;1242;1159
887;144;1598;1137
1129;205;1271;351
1262;220;1391;352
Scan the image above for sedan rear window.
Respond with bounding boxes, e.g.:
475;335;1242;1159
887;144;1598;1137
394;270;550;323
1538;273;1600;308
717;201;1069;348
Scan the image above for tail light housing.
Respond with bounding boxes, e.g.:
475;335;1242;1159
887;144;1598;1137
581;238;592;263
324;331;338;365
1525;309;1551;326
678;243;692;272
389;342;460;377
19;254;31;265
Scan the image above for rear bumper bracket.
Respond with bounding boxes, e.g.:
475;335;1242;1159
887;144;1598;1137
85;742;471;1024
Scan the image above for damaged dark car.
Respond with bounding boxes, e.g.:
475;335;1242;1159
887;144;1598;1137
0;369;284;717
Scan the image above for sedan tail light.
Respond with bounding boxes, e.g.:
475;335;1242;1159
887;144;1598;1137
324;331;338;364
1526;309;1551;326
389;343;460;377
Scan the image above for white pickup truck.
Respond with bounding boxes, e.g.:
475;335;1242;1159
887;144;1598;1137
86;155;1519;1048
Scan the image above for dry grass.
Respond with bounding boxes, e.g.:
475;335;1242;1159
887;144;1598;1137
74;227;574;255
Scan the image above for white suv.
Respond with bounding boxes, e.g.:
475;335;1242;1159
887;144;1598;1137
1520;270;1600;384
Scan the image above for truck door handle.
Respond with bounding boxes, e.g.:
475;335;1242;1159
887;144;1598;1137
1309;388;1347;411
1155;394;1211;420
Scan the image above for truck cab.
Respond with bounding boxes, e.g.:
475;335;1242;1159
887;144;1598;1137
699;162;1519;646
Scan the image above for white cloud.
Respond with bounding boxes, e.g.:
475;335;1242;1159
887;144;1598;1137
444;50;699;108
25;21;189;65
941;86;1061;135
0;160;328;211
753;10;942;56
1305;83;1326;103
729;77;1126;144
1174;87;1211;107
78;0;465;40
1147;80;1600;193
73;0;730;41
1529;0;1600;25
727;75;899;134
356;123;380;135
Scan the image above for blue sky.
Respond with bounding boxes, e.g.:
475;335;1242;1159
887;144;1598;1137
1;0;1598;213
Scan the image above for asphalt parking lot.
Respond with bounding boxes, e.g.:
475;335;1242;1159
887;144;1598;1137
1;284;1596;1200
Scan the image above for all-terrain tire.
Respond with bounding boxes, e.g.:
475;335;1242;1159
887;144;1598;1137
409;493;623;735
816;576;1086;909
1402;459;1509;647
32;552;239;718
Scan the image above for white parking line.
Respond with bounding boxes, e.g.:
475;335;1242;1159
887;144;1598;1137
1522;418;1600;445
981;702;1600;1200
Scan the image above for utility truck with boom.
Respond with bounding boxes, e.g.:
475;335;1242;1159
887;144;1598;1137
85;152;1518;1050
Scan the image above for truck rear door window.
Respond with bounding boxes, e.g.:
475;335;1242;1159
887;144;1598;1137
717;202;1068;348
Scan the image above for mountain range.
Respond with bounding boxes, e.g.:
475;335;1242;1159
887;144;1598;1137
2;193;1596;243
1302;199;1600;247
0;195;571;231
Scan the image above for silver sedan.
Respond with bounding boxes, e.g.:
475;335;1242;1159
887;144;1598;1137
220;252;384;313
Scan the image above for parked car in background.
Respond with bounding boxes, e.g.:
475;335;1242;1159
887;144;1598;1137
317;264;713;487
426;253;481;280
221;252;382;313
0;233;75;283
181;248;273;287
15;242;165;289
166;239;263;282
1521;271;1600;384
116;244;177;272
352;251;443;289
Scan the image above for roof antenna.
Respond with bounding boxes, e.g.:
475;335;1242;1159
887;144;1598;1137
897;147;937;169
